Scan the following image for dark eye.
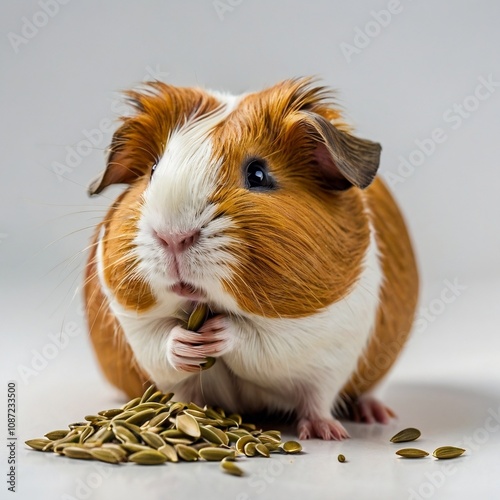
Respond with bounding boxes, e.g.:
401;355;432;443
245;159;276;191
150;162;157;178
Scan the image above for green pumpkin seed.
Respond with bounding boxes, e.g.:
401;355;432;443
141;431;165;449
281;441;302;454
84;415;103;423
25;438;53;451
200;425;226;446
98;408;123;418
63;446;93;460
338;454;346;463
114;426;139;444
44;430;69;441
126;409;157;426
255;443;270;457
236;435;259;453
79;426;94;443
390;428;421;443
433;446;466;459
122;397;141;410
396;448;429;458
146;390;164;403
147;411;170;428
120;443;152;454
228;414;243;426
129;450;167;465
175;444;199;461
187;303;209;331
221;458;244;476
176;413;201;439
244;442;257;457
199;447;236;461
89;448;121;464
158;444;178;462
139;385;158;404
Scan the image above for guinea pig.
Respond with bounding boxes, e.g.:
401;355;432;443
84;78;418;440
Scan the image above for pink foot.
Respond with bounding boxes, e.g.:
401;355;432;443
297;417;350;440
348;396;396;424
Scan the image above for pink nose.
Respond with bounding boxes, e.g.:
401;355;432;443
155;229;200;254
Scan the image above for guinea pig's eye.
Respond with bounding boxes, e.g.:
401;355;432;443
245;159;276;191
150;162;157;179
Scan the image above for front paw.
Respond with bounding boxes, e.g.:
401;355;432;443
166;315;233;373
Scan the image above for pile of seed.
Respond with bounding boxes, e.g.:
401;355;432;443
390;427;465;459
25;385;302;475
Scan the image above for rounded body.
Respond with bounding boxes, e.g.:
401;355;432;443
83;79;418;439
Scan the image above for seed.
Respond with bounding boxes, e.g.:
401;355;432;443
263;443;281;453
200;425;227;446
255;443;270;458
221;458;244;476
79;426;94;443
228;414;243;426
175;444;199;461
53;442;80;454
244;442;257;457
236;435;259;453
259;435;281;445
63;447;93;460
141;431;165;449
226;431;241;443
129;450;167;465
84;415;103;423
176;414;201;439
281;441;302;454
68;422;88;429
184;409;207;419
110;410;136;422
126;409;157;426
146;390;164;403
199;447;236;461
201;357;216;370
86;427;114;445
167;402;186;416
396;448;429;458
390;428;421;443
240;423;258;432
25;438;53;451
338;454;346;463
147;411;170;428
261;430;281;440
89;448;121;464
433;446;466;460
159;393;174;405
122;397;141;410
228;429;251;437
158;444;178;462
114;426;139;444
98;408;123;418
44;430;69;441
139;385;158;404
120;443;151;453
187;303;209;331
101;444;128;460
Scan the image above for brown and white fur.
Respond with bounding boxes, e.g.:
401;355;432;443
84;78;418;440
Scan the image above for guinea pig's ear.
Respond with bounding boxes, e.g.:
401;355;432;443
301;110;381;190
87;122;142;196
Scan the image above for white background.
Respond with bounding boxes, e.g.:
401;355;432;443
1;1;499;499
